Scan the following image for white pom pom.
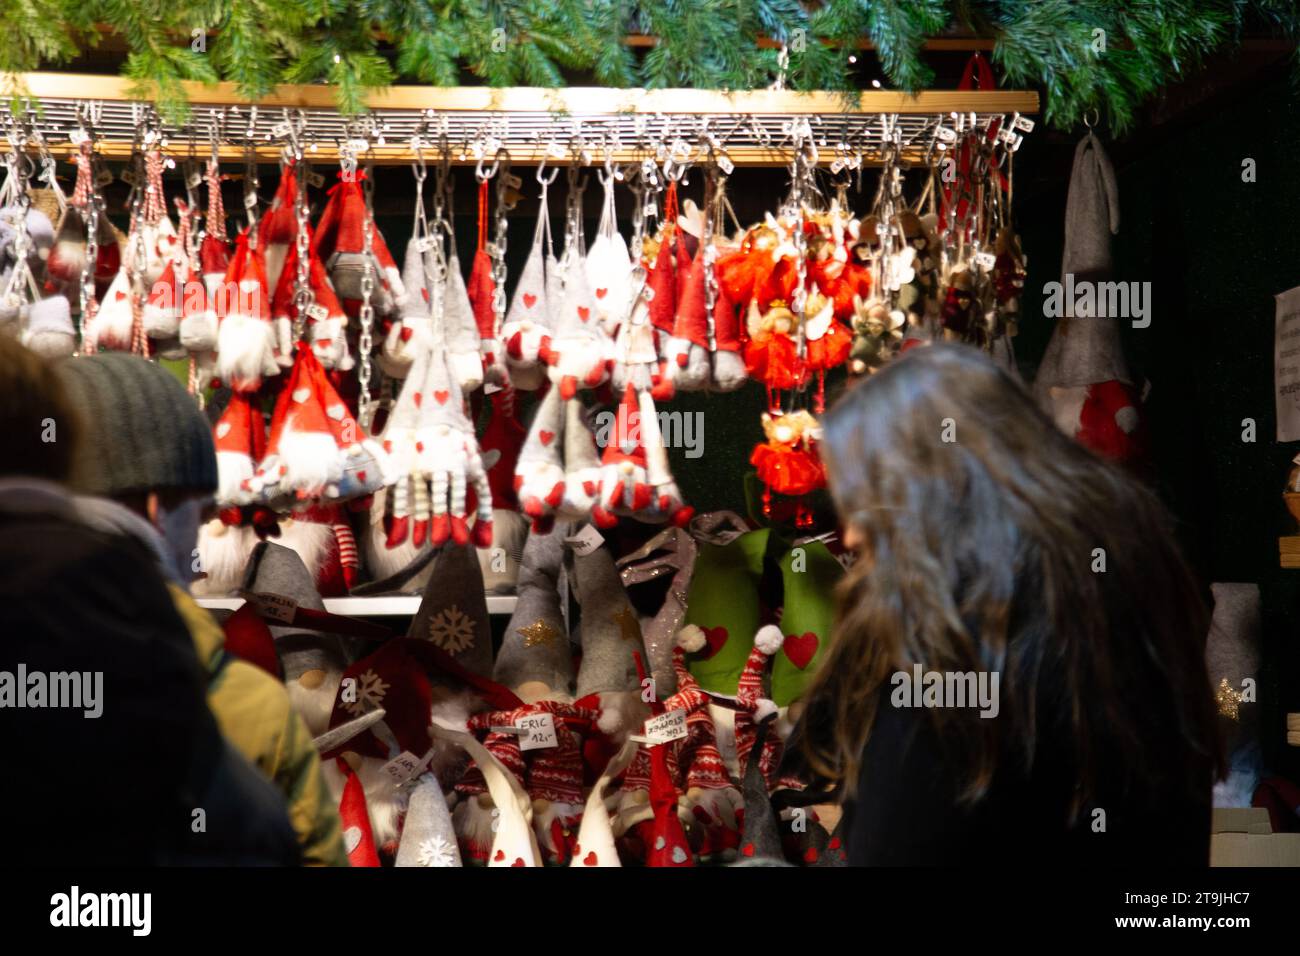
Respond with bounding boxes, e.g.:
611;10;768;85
754;624;784;657
753;698;779;724
1114;405;1139;435
677;624;706;653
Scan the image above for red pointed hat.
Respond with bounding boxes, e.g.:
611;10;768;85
671;247;710;351
338;762;381;867
600;383;648;472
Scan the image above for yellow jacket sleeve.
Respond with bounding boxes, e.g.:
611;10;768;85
169;585;349;867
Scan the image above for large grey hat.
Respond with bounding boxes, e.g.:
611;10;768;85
494;525;574;696
407;543;494;677
241;541;346;683
739;716;784;862
395;773;462;867
572;536;648;697
56;352;217;497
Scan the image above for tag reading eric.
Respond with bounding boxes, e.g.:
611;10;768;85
516;713;558;752
381;751;424;785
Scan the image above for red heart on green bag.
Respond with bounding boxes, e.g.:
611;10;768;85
698;625;729;660
782;632;819;670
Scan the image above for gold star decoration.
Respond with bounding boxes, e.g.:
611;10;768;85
519;618;562;649
613;605;642;643
1216;678;1242;722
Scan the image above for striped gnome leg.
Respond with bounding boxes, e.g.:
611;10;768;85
423;466;445;548
385;475;413;548
331;518;360;590
465;444;495;548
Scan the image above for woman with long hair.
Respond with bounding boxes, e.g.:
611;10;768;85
799;344;1221;865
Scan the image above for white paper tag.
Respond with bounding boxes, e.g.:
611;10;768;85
516;713;558;752
717;154;734;176
244;191;259;210
68;129;89;146
936;126;958;144
645;708;688;745
120;167;138;187
270;121;293;139
96;168;114;187
187;170;203;189
306;170;325;188
250;591;297;623
483;381;503;395
1013;115;1035;133
414;236;433;253
382;750;424;785
564;523;605;557
974;251;997;271
307;302;329;321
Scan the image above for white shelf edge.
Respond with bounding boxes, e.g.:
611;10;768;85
196;595;517;616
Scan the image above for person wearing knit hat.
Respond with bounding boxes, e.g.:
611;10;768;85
55;354;347;865
395;773;463;867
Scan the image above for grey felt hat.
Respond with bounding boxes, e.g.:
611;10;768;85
406;543;494;677
739;716;784;862
241;541;347;683
394;773;462;867
572;536;648;697
494;525;574;695
56;352;218;497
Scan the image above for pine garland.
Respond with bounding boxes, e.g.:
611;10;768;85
1;1;1297;130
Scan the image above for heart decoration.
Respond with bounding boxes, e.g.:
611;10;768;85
523;292;537;309
654;836;666;851
583;851;598;866
481;449;501;470
741;843;755;857
433;390;449;405
803;847;819;863
782;631;819;670
215;422;231;439
539;430;555;446
511;858;526;868
671;846;688;864
343;826;362;854
326;403;346;421
494;849;505;862
696;625;729;660
291;387;311;404
577;306;590;322
115;289;127;301
413;392;423;408
595;287;607;299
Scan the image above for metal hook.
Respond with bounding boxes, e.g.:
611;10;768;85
1083;107;1099;130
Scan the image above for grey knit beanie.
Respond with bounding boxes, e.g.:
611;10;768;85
56;353;217;497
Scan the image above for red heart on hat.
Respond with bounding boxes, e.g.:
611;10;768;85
583;480;597;496
742;843;755;857
577;306;590;322
828;837;841;850
583;852;597;866
115;289;127;301
494;849;505;862
783;632;819;670
511;858;526;868
434;390;449;405
595;287;607;299
804;847;819;863
523;293;537;309
539;430;555;446
413;392;423;407
697;625;729;660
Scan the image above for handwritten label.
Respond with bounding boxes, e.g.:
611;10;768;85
307;303;329;321
95;168;114;187
305;170;325;188
244;192;259;210
250;591;297;623
186;170;203;190
564;523;605;557
973;251;997;271
382;750;424;785
516;713;558;752
645;709;688;745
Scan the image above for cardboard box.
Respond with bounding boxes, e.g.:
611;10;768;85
1210;808;1300;866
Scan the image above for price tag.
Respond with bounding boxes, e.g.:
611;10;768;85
516;713;558;752
483;382;503;395
564;523;605;557
271;121;293;139
974;251;997;271
163;157;176;170
244;191;259;210
382;750;425;785
829;158;846;174
936;126;958;145
186;170;203;190
645;709;688;745
307;303;329;321
96;168;114;187
249;591;297;623
546;141;567;160
68;129;88;146
998;127;1018;146
1013;115;1035;133
347;138;371;153
306;170;325;188
120;166;138;187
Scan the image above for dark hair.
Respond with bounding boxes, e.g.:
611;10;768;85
0;336;83;482
801;344;1221;821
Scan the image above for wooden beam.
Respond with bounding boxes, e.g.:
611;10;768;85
4;72;1039;115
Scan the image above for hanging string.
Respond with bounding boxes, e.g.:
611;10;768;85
205;158;226;242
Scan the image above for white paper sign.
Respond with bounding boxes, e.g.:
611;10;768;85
644;709;688;745
516;713;557;752
1275;286;1300;441
382;750;424;784
565;524;605;557
250;591;297;623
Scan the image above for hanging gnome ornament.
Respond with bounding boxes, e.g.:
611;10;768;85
1033;130;1146;466
312;153;406;316
380;155;437;380
467;156;512;389
543;168;613;399
610;163;674;401
585;163;633;341
214;221;280;392
750;408;825;525
502;167;557;391
591;384;652;527
559;397;603;521
513;386;567;533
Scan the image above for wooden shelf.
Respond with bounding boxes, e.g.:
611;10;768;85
197;595;518;616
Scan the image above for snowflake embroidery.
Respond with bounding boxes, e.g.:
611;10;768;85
428;605;475;654
418;836;456;868
343;669;390;717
